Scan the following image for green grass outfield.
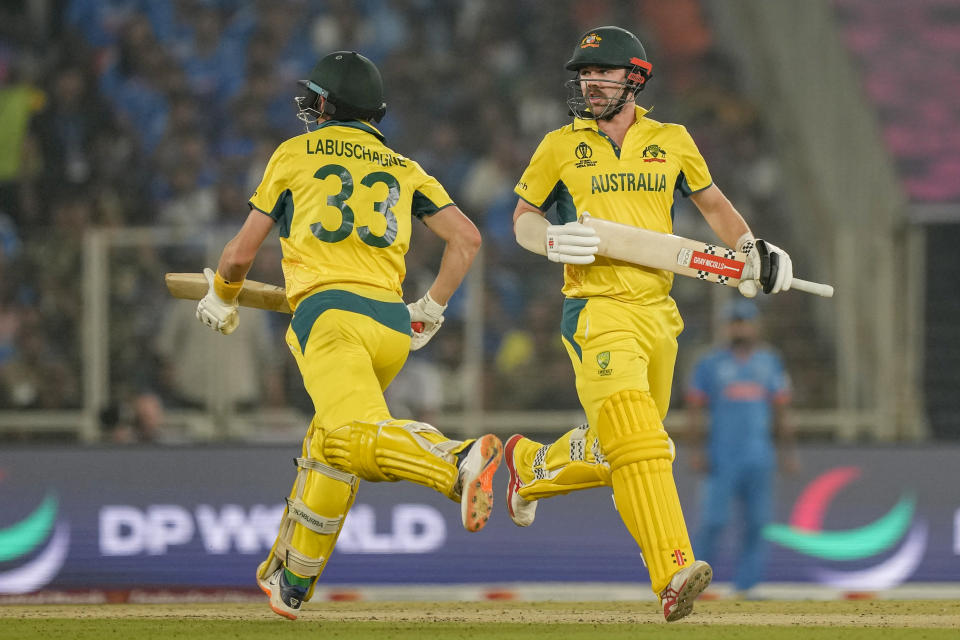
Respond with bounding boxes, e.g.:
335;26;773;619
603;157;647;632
2;600;958;639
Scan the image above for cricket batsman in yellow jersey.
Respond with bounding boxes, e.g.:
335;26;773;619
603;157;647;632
506;27;795;622
194;51;502;620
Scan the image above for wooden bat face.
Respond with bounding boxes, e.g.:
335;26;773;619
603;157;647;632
579;214;833;297
164;273;292;314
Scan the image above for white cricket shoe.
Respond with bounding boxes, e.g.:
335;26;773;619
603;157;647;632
659;560;713;622
456;433;502;532
257;561;308;620
504;434;537;527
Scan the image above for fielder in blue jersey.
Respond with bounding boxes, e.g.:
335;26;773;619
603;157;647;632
685;300;795;596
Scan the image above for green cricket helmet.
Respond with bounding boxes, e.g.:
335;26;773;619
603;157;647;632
564;26;653;120
296;51;387;125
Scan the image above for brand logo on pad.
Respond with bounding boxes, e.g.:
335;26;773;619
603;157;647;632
672;549;687;566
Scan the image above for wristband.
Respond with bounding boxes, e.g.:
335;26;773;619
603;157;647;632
423;291;447;316
213;271;243;303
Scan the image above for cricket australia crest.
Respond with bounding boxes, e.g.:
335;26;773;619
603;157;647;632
597;351;612;376
642;144;667;163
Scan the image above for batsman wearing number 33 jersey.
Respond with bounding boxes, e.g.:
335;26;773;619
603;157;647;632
195;51;501;620
508;26;796;622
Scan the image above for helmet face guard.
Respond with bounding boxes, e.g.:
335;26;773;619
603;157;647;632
294;79;330;127
565;57;652;120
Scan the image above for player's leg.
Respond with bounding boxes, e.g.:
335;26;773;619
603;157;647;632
259;306;388;601
257;423;359;619
733;464;773;594
298;312;502;527
504;298;616;525
597;388;712;620
505;297;684;525
504;425;609;525
583;298;709;619
258;312;487;619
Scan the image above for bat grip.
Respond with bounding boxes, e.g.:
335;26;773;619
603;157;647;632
791;278;834;298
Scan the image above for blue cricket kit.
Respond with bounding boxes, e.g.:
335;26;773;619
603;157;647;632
687;347;791;470
687;345;791;592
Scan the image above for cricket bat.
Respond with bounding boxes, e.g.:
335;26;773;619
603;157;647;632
580;214;833;297
164;273;428;332
165;273;292;313
514;212;833;297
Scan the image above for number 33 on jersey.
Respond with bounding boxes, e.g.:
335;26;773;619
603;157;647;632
249;119;454;309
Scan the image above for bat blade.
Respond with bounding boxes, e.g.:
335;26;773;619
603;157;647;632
579;214;833;298
164;273;292;314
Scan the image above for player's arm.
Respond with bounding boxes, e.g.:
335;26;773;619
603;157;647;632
196;210;274;334
689;184;750;249
405;205;481;351
421;205;481;304
691;184;793;297
512;199;599;264
217;210;275;282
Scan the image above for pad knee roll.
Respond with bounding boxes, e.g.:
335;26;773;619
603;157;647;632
596;389;673;469
323;420;461;498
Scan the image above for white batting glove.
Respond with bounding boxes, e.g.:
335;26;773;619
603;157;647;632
738;236;793;297
196;267;240;335
407;291;446;351
546;221;600;264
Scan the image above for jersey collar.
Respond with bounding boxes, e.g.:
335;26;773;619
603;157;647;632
572;105;650;131
315;119;385;141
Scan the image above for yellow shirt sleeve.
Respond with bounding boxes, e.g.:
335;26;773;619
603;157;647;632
410;161;455;219
674;125;713;196
249;144;290;218
514;133;561;209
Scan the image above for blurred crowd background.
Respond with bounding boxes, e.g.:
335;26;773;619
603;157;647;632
0;0;956;443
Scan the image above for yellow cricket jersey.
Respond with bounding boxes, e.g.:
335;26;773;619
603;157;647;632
515;106;712;304
249;120;454;310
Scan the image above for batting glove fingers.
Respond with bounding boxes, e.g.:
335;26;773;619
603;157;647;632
738;237;793;296
756;239;793;294
546;221;600;264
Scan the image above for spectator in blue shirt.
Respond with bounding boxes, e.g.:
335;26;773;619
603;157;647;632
686;300;796;598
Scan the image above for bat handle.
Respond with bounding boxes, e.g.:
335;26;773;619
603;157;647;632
791;278;834;298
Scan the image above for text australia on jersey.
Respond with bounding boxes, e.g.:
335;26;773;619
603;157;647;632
590;171;668;194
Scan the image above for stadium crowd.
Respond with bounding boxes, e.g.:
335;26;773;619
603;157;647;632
0;0;801;440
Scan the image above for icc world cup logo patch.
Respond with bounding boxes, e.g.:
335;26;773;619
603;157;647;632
575;142;596;168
